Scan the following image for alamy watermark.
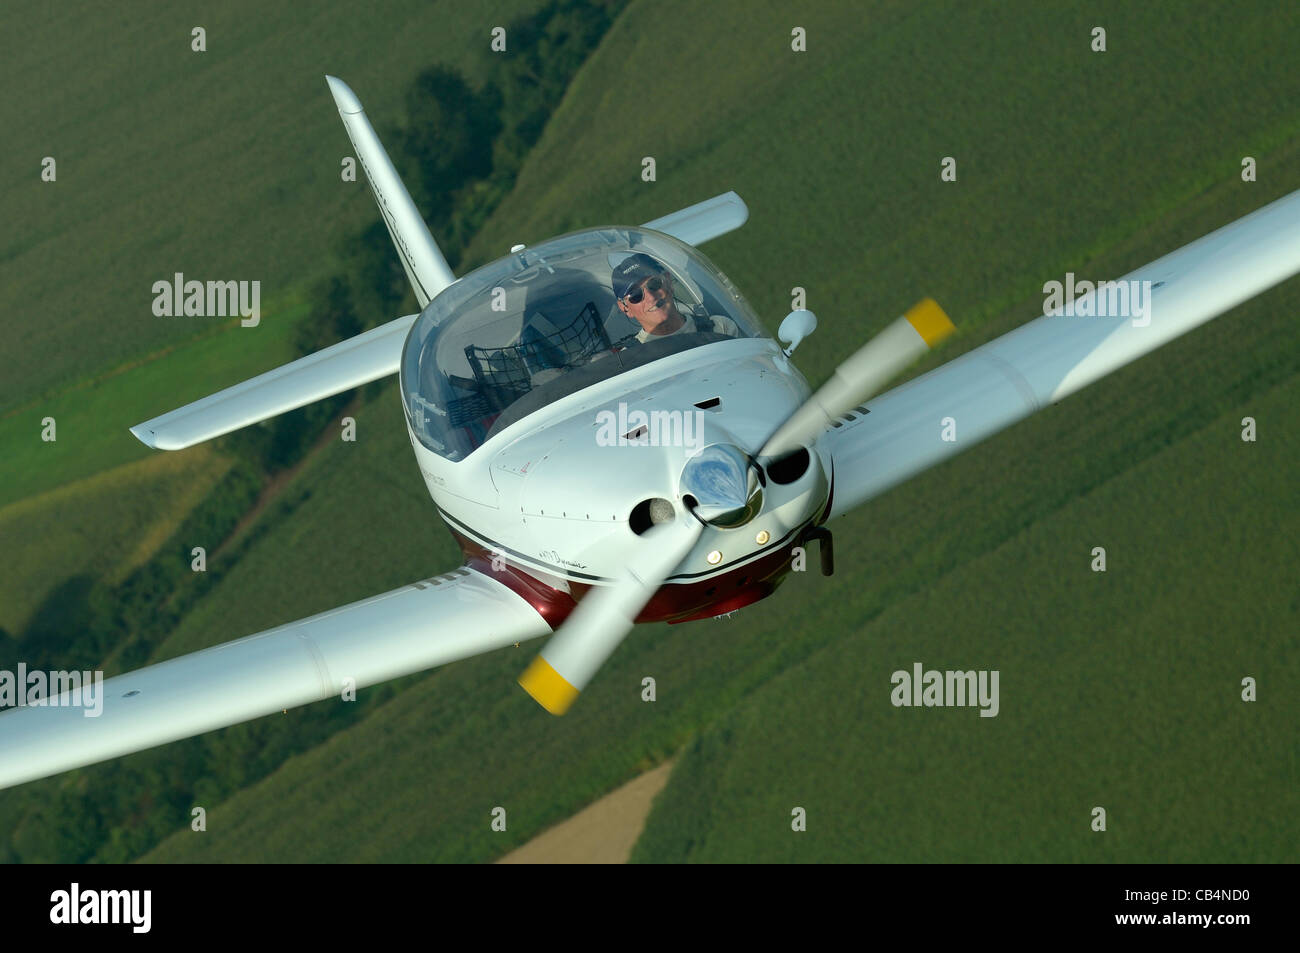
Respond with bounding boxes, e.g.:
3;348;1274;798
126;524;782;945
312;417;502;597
152;272;260;327
890;662;999;717
0;665;104;717
50;883;150;933
595;402;706;450
1043;272;1153;327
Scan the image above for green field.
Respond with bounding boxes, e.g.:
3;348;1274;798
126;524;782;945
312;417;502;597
0;445;231;634
3;0;1298;864
0;0;551;412
145;383;450;665
0;298;302;509
633;376;1300;862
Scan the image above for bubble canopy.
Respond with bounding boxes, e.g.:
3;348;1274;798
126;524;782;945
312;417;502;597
401;227;765;461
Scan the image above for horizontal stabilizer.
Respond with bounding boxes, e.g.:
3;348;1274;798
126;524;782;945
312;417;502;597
643;191;749;246
130;313;418;450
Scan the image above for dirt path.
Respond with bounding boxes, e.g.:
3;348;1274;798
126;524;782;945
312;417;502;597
211;395;360;561
497;760;675;864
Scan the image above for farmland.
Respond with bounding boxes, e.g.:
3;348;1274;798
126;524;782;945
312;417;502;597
2;0;1296;863
0;0;549;411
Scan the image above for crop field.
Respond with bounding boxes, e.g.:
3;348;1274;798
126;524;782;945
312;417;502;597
0;445;230;635
0;0;551;412
2;0;1296;864
0;298;302;509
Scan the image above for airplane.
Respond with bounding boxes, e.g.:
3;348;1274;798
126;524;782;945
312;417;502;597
1;75;1298;792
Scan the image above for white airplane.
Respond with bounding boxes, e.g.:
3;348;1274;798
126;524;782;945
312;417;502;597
2;76;1298;792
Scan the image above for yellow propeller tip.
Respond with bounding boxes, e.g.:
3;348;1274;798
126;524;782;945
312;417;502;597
904;298;955;347
518;656;579;715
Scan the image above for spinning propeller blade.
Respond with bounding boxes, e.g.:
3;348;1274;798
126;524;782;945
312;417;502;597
760;298;954;460
518;513;704;714
519;301;952;714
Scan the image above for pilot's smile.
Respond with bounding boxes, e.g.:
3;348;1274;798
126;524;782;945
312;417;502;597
620;271;684;335
639;288;677;332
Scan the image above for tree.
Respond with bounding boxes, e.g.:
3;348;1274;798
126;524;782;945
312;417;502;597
402;66;501;229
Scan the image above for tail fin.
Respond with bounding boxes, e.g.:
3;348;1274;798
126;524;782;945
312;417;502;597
326;75;455;306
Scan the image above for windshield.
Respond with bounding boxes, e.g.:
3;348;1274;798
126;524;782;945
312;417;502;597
401;226;765;460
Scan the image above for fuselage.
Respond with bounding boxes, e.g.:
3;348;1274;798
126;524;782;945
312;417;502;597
395;225;833;624
406;335;831;624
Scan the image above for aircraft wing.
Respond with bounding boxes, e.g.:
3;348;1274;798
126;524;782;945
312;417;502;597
0;567;550;791
823;187;1300;518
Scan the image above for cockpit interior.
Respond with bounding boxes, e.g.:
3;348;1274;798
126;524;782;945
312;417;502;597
401;227;765;460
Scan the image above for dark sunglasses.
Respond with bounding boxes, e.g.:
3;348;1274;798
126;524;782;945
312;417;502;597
623;274;667;304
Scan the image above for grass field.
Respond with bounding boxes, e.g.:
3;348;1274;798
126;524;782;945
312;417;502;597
3;0;1297;864
0;0;552;412
632;376;1300;862
0;445;230;634
144;383;451;666
462;0;1300;379
0;297;303;509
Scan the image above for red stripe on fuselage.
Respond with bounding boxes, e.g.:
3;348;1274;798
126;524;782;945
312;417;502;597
449;526;803;626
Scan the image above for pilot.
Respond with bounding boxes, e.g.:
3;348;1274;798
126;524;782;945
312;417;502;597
612;253;739;343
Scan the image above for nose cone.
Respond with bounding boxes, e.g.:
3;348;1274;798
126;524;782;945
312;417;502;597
681;444;762;527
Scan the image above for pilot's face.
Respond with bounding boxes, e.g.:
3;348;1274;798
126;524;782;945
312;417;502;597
619;271;680;333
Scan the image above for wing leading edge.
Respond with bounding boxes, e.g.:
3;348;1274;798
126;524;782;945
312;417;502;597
825;187;1300;518
0;568;551;792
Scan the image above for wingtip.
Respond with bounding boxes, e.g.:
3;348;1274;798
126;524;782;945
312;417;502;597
129;423;159;449
325;75;364;115
130;423;185;451
726;190;750;226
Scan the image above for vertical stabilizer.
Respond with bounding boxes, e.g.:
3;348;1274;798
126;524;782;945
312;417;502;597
326;75;455;306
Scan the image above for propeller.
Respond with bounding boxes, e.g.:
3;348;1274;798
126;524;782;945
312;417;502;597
518;511;704;714
517;299;953;714
760;298;955;460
